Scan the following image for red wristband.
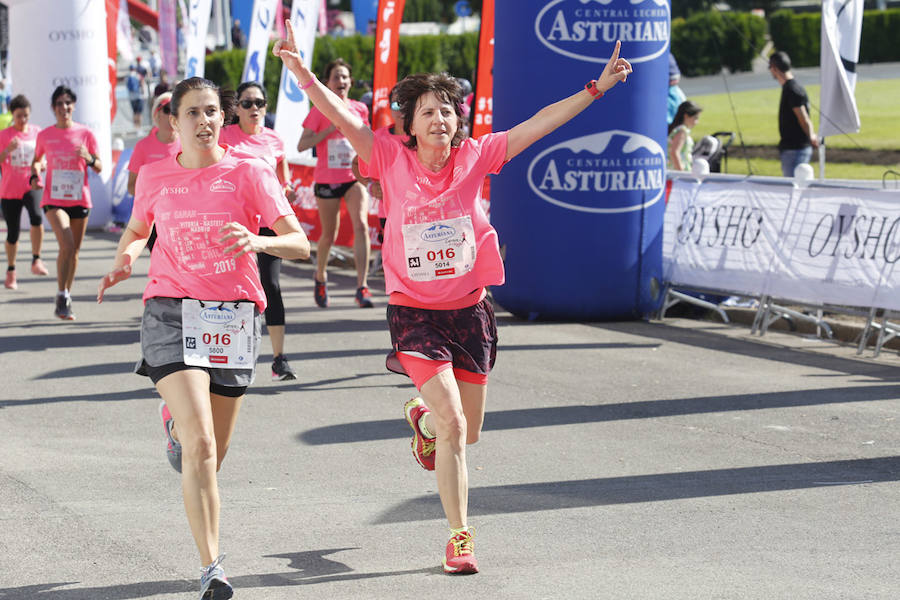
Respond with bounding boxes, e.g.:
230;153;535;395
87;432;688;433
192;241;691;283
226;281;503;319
585;80;604;99
301;77;315;90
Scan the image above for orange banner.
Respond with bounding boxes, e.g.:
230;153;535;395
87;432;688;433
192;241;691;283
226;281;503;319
371;0;406;130
471;0;494;139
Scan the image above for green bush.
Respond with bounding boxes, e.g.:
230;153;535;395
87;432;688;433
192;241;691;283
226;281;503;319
671;11;766;76
769;8;900;67
205;32;479;113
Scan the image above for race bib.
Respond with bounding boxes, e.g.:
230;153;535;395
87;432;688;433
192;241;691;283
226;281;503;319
181;300;256;369
50;169;83;201
9;140;35;168
327;137;355;170
402;215;476;281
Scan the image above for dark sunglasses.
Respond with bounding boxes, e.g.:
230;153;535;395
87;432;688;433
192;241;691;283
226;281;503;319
159;104;171;114
239;99;267;109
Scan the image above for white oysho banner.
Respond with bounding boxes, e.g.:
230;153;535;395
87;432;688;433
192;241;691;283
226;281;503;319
8;0;113;227
275;0;320;164
664;177;900;312
242;0;279;84
185;0;213;78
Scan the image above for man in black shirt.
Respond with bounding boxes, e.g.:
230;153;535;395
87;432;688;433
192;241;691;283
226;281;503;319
769;51;818;177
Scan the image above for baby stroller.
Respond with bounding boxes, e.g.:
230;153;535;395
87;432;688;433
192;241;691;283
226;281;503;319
692;131;734;173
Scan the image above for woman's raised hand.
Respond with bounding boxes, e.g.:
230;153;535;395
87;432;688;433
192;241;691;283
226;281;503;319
273;19;306;77
597;41;633;93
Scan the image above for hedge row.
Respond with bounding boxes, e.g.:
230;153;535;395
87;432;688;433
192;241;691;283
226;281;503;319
204;32;478;114
769;8;900;67
671;11;767;77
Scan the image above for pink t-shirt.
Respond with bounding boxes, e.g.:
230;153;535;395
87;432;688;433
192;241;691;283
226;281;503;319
302;100;369;184
128;128;181;174
0;124;40;199
219;124;285;172
365;129;509;304
34;123;99;208
132;146;294;311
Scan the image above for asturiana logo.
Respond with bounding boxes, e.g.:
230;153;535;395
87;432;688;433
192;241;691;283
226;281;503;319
535;0;670;64
200;306;235;324
210;179;236;193
421;223;457;242
527;130;666;213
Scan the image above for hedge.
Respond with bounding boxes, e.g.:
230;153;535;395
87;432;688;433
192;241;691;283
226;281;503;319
671;11;767;76
205;32;479;114
769;8;900;68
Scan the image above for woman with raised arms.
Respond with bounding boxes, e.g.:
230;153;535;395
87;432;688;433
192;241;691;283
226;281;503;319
275;20;630;574
98;77;309;600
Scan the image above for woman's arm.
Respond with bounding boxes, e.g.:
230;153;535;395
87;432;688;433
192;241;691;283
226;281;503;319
669;130;686;171
274;20;374;162
276;157;297;203
505;41;632;162
127;171;139;196
97;217;151;302
296;125;336;153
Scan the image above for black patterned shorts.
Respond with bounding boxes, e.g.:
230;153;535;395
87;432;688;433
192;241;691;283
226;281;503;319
386;297;498;376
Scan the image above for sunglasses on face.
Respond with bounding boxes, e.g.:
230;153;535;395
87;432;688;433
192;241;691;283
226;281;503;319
239;98;267;109
390;101;401;111
159;104;171;114
54;100;74;108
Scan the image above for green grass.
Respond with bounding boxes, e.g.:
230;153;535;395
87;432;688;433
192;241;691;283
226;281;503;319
717;156;899;180
691;78;900;151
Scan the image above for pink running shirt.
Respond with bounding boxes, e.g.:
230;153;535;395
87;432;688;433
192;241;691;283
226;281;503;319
132;146;294;312
302;100;369;184
128;128;181;175
34;123;99;208
0;123;40;199
219;124;285;172
364;128;509;304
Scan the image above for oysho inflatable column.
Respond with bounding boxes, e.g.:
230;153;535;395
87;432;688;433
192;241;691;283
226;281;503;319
490;0;670;320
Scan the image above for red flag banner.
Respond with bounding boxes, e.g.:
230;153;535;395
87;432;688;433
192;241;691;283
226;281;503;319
471;0;494;139
372;0;405;130
105;0;119;121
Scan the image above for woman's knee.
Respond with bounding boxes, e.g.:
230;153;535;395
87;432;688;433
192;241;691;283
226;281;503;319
435;410;468;450
182;432;217;467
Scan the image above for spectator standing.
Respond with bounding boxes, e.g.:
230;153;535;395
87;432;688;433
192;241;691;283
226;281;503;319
667;100;702;172
127;65;145;129
667;53;686;126
231;19;245;49
153;68;172;100
769;50;818;177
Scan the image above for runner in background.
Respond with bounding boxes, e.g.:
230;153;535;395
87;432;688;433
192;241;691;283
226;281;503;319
97;77;309;600
0;94;49;290
297;58;373;309
220;81;298;381
128;92;180;252
275;21;631;575
32;85;102;320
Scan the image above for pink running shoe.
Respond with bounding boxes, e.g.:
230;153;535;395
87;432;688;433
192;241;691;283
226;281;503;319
404;397;435;471
159;401;182;473
443;528;478;574
31;258;49;276
4;269;16;290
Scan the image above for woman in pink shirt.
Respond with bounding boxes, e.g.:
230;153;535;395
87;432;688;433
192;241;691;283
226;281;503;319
97;77;310;599
128;92;180;252
220;81;298;382
0;94;48;290
298;58;373;309
31;85;103;320
276;22;631;574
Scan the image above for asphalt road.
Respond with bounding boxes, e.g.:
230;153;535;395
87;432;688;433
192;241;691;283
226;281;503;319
1;232;899;599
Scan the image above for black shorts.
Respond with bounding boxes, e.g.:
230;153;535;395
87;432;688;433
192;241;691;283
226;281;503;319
43;205;90;219
386;297;498;377
314;181;357;199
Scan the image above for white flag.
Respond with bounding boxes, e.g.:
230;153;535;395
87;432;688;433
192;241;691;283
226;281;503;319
819;0;863;138
242;0;279;83
117;0;135;63
185;0;213;79
275;0;320;163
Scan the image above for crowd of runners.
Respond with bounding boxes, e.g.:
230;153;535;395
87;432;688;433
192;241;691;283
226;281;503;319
2;20;631;600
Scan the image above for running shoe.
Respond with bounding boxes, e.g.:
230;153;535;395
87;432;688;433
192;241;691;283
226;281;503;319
159;401;182;473
355;286;374;308
314;278;328;308
199;554;233;600
54;295;75;320
31;258;49;276
271;354;297;381
404;397;436;471
443;528;479;574
4;269;16;290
